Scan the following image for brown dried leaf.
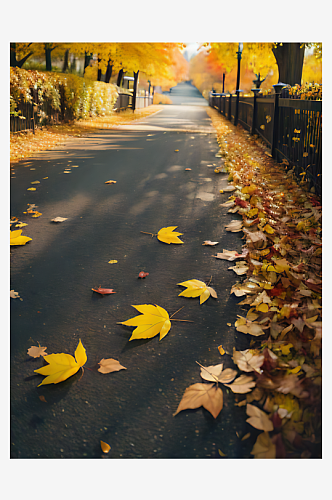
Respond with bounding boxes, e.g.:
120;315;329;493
232;348;265;374
214;250;246;261
199;363;237;384
51;217;68;223
246;403;273;431
235;316;265;336
228;261;249;275
251;432;276;458
173;383;223;419
224;374;255;394
98;358;127;374
225;220;243;232
27;345;47;358
202;240;219;246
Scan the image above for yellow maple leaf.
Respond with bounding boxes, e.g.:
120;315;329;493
34;339;87;386
157;226;184;244
177;279;217;304
119;304;172;341
10;229;32;246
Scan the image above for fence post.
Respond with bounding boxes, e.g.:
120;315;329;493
271;83;287;159
132;70;139;111
251;88;261;135
228;94;232;121
234;89;243;126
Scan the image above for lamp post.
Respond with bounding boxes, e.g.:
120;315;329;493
234;43;243;126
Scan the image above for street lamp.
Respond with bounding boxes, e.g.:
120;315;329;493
234;43;243;126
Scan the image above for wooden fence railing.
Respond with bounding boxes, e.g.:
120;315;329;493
209;88;322;195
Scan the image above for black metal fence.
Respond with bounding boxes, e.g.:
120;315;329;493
10;88;61;133
209;89;322;195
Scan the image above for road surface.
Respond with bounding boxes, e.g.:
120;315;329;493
10;82;253;458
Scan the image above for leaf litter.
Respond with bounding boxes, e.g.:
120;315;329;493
204;107;322;457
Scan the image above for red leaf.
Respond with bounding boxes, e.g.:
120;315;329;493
138;272;149;278
91;287;116;295
235;197;249;208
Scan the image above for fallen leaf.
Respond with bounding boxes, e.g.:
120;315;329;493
30;181;40;184
202;240;219;246
98;358;127;374
173;383;223;419
251;432;276;458
63;171;71;174
224;374;255;393
223;185;236;192
31;212;42;218
214;249;247;261
174;149;179;152
157;226;184;244
220;201;235;208
27;345;48;358
39;395;47;403
232;348;265;374
218;449;227;457
27;187;36;191
51;217;68;222
92;287;116;295
10;290;20;299
34;339;87;386
108;260;118;264
10;229;32;246
138;271;149;278
15;222;28;228
218;345;225;355
100;441;111;453
228;261;249;275
235;316;265;336
185;168;191;171
246;404;273;431
178;279;217;305
105;180;117;184
200;363;237;384
119;304;172;341
241;433;251;441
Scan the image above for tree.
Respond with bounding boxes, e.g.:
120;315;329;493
272;43;305;85
10;43;34;68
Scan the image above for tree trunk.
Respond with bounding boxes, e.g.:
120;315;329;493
97;56;102;81
45;45;52;71
10;43;17;67
63;49;69;72
71;54;76;73
272;43;305;86
105;60;113;83
84;52;92;74
117;69;124;87
10;42;33;68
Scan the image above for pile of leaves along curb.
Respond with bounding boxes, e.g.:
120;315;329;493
204;107;322;458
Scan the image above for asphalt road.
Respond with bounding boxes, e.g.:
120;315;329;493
10;82;254;458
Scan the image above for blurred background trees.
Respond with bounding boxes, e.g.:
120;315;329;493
10;42;189;92
189;42;322;98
